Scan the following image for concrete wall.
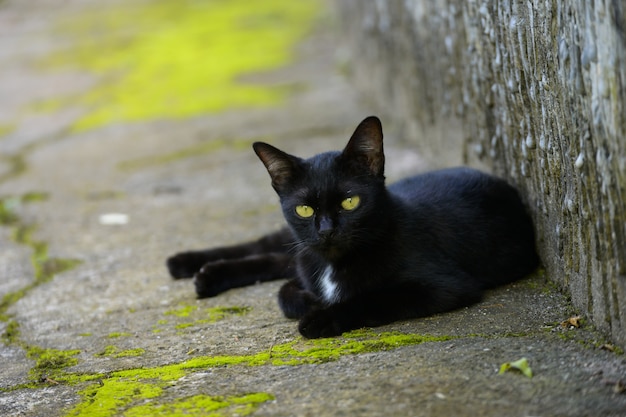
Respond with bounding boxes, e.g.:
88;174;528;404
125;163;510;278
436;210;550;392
336;0;626;347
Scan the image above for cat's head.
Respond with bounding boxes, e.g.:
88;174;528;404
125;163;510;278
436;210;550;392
253;116;387;259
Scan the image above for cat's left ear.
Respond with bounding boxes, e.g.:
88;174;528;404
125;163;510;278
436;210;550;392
342;116;385;177
253;142;302;192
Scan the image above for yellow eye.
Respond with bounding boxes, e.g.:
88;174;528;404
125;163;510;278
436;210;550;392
295;205;314;218
341;195;360;211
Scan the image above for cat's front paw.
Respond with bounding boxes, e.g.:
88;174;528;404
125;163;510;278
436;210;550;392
193;262;229;298
166;252;204;279
278;280;320;319
298;309;345;339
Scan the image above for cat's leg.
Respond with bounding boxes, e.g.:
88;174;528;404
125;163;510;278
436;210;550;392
277;279;321;319
167;227;292;278
297;276;483;338
194;252;294;298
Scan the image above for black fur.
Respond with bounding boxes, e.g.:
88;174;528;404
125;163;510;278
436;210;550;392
167;116;539;338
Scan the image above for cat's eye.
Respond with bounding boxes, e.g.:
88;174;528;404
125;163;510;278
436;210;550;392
295;205;315;218
341;195;360;211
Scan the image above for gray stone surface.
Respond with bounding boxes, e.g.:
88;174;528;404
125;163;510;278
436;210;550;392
1;1;625;417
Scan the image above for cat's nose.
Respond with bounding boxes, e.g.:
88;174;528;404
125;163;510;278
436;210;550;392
317;216;334;238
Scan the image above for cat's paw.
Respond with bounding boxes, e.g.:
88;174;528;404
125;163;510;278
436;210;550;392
166;252;204;279
298;309;344;339
193;262;228;298
278;281;320;319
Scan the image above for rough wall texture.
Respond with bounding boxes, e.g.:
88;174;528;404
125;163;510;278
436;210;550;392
336;0;626;347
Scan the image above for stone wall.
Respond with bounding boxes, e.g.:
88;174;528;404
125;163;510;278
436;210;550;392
336;0;626;347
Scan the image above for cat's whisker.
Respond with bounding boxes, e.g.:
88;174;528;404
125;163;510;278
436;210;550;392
284;239;310;256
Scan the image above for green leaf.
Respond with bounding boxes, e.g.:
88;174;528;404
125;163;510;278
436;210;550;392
499;357;533;378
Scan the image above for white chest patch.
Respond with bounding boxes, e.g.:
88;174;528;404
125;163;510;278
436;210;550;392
319;265;341;304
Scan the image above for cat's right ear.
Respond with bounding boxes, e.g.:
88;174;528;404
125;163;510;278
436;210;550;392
342;116;385;178
253;142;301;192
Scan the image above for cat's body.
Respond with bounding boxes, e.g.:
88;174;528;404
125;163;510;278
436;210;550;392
167;116;539;338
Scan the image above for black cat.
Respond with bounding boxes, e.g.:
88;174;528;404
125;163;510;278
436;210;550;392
167;116;539;338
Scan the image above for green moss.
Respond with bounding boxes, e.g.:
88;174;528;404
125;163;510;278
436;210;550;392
56;330;451;417
10;218;81;287
21;192;49;203
39;258;83;284
164;304;198;318
0;192;49;226
107;332;132;339
1;320;21;345
27;346;81;380
0;257;80;322
65;379;162;417
268;330;454;365
205;306;252;321
95;345;118;357
0;123;15;138
88;330;452;385
115;348;145;358
0;197;20;225
124;392;275;417
96;345;145;358
163;305;252;332
180;330;453;369
0;193;81;324
38;0;320;132
0;291;25;322
112;364;187;383
0;154;27;184
0;194;85;390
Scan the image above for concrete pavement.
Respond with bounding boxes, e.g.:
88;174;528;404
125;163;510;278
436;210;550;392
1;1;625;416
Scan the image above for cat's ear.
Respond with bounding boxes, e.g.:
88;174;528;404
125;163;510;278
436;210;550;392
253;142;301;192
342;116;385;177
